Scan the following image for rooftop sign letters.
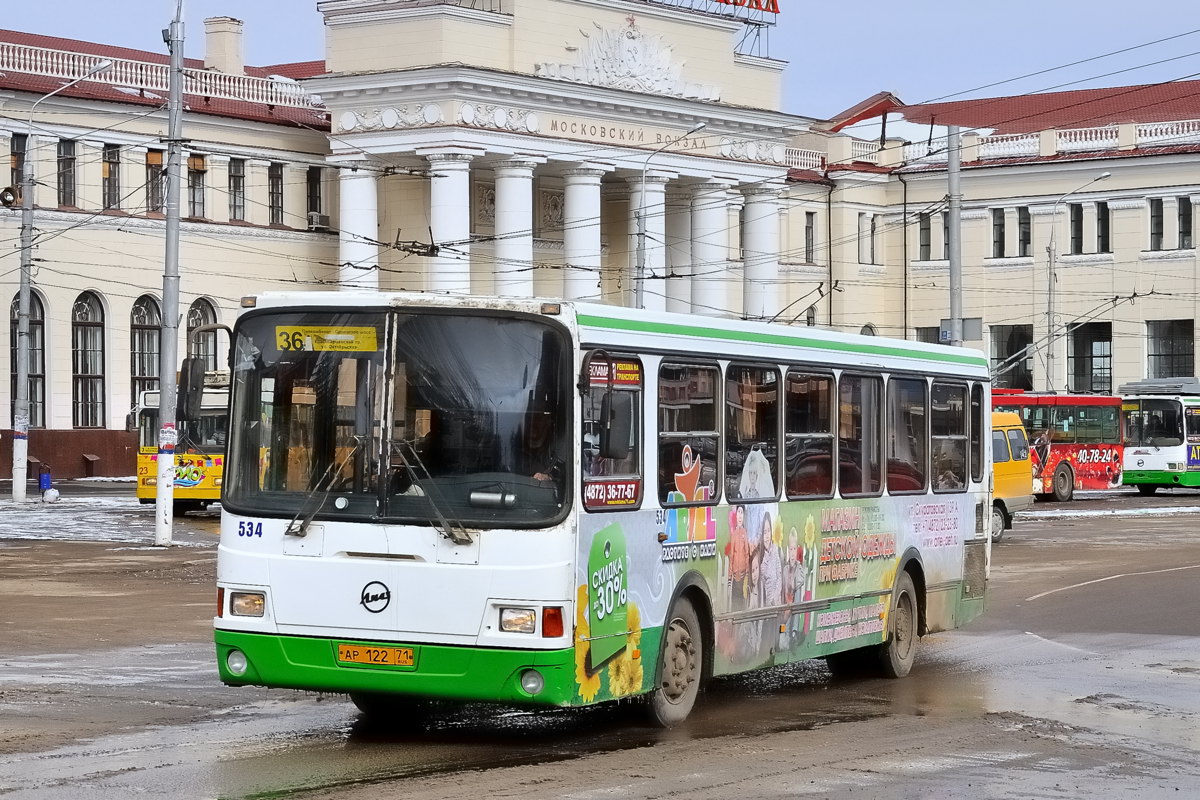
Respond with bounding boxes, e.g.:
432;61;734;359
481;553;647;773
712;0;780;12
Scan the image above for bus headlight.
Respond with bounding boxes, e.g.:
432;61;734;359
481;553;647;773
226;649;249;676
520;669;544;695
230;591;265;617
499;607;536;633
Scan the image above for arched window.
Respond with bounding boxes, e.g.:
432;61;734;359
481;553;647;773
860;324;877;337
187;298;218;371
72;291;105;428
9;293;46;428
805;305;817;327
131;295;161;403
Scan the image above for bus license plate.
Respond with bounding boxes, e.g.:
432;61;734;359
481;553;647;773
337;644;415;667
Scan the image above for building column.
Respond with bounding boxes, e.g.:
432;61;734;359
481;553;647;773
425;152;475;295
628;173;670;312
563;166;606;301
337;160;379;289
691;181;731;316
742;186;781;321
493;159;537;297
665;187;693;313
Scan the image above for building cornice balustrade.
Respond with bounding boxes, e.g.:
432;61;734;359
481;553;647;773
0;41;321;110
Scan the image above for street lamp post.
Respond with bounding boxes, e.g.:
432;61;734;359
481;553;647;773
1045;171;1111;392
12;59;113;502
634;121;706;309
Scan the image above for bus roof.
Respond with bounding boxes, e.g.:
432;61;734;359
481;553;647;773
1117;378;1200;396
992;390;1120;406
239;291;991;378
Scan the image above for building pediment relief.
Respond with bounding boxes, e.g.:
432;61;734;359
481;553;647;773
336;104;445;133
535;17;720;102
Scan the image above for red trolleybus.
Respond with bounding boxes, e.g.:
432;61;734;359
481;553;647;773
991;389;1123;501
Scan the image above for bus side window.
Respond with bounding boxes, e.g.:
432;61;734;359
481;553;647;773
885;377;928;494
1007;428;1029;461
658;362;720;506
838;374;883;496
724;363;779;502
931;382;968;493
784;371;834;499
1052;406;1076;443
581;354;643;511
970;383;985;482
992;431;1011;463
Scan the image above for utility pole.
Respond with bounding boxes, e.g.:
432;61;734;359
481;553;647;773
12;59;113;501
947;125;963;347
154;0;185;546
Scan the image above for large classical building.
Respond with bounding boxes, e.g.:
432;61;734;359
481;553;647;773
1;0;1199;478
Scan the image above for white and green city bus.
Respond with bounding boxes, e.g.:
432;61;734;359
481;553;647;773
1120;378;1200;494
213;292;992;725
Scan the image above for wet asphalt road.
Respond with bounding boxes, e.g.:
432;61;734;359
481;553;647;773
2;487;1200;798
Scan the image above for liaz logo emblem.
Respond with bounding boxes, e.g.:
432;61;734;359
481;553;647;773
359;581;391;613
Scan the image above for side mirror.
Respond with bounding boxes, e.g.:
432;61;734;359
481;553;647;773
177;357;205;422
600;392;632;460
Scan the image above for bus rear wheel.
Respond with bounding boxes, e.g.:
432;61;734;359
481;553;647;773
878;571;918;679
1137;485;1158;496
990;505;1007;542
1052;465;1075;502
646;597;702;727
825;571;919;679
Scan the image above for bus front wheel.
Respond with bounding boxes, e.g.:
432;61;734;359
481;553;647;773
1137;485;1158;496
646;597;702;727
1052;465;1075;502
878;571;918;679
349;691;433;721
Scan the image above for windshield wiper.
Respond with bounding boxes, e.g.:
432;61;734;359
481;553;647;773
284;438;362;538
392;440;473;546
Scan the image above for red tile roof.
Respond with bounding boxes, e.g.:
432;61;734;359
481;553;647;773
261;61;327;80
896;81;1200;134
786;167;834;186
825;91;903;133
0;29;329;130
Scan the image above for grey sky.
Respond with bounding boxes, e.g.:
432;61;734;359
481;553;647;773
6;1;1200;123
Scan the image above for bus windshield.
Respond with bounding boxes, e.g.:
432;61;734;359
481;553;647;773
1123;398;1184;447
137;401;228;454
223;309;571;528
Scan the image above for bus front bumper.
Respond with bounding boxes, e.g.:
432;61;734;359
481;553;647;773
215;629;577;706
1123;469;1200;487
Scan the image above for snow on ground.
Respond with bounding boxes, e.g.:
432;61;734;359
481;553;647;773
0;495;215;547
1021;505;1200;519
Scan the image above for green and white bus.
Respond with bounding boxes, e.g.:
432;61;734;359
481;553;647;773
213;292;992;725
1120;378;1200;494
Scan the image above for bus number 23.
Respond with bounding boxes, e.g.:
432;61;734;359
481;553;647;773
237;521;263;537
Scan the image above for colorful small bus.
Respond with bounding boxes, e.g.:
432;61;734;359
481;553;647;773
991;389;1123;501
134;376;228;513
1119;378;1200;494
212;292;992;725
